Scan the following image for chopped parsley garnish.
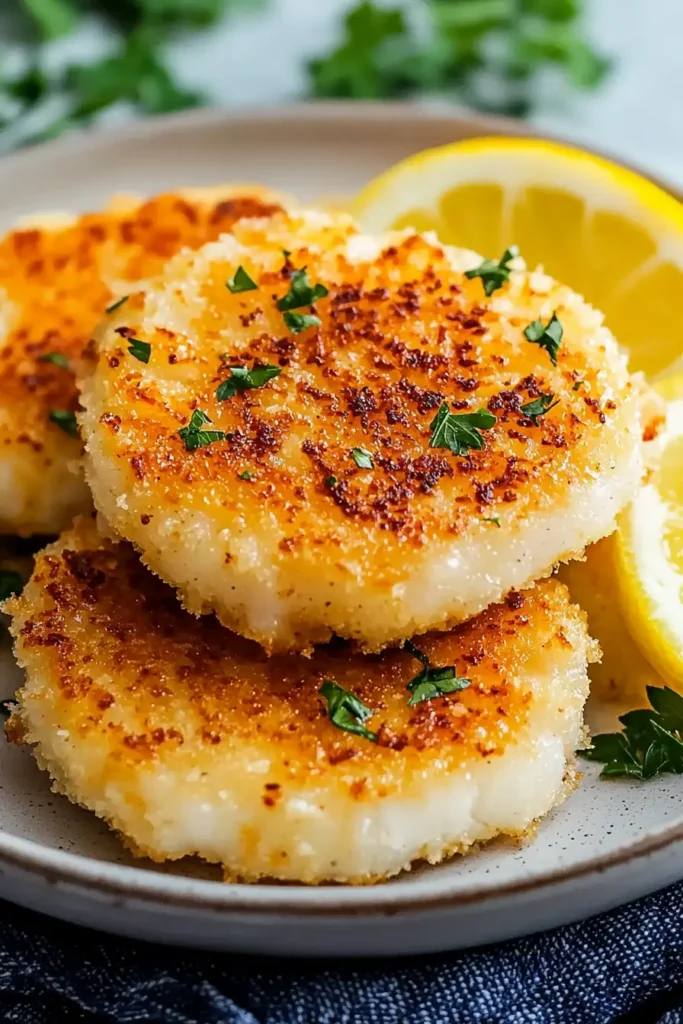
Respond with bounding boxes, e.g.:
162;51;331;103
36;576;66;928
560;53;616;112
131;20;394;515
0;699;17;719
318;679;377;743
127;338;151;364
524;312;564;365
106;296;128;315
282;249;292;259
325;475;338;487
39;351;70;369
0;570;23;603
573;380;585;391
350;446;374;470
429;403;496;456
520;392;560;425
283;311;322;334
49;409;78;437
226;265;258;294
404;640;470;707
483;516;501;528
277;267;329;312
579;685;683;779
238;470;255;481
178;409;225;451
464;245;518;297
216;364;281;401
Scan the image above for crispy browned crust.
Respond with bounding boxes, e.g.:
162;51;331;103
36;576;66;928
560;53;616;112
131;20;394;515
86;219;637;558
0;189;284;476
7;517;584;790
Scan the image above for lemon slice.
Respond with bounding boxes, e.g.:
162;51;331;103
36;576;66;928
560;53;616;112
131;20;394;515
614;375;683;685
353;138;683;378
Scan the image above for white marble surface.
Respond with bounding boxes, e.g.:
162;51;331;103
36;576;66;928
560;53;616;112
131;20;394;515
3;0;683;187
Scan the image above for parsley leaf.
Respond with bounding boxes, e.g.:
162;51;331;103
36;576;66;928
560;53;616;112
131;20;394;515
65;29;203;121
404;640;470;707
216;364;281;401
524;312;564;365
238;470;255;481
520;392;560;425
227;266;258;294
429;403;496;456
319;679;378;742
579;685;683;779
350;446;374;470
277;268;329;312
483;516;501;527
106;296;128;315
309;2;409;100
283;312;322;334
39;351;70;369
308;2;608;119
0;570;24;603
325;475;338;487
178;409;225;451
465;246;519;297
573;380;584;391
49;409;78;437
127;338;151;364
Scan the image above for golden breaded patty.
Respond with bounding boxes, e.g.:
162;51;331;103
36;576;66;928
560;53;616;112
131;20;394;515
79;209;643;654
6;518;594;884
0;185;287;536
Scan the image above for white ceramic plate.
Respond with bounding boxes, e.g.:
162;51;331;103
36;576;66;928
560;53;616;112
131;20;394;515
1;103;682;957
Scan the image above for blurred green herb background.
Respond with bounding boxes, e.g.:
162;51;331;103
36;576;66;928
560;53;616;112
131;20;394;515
0;0;609;147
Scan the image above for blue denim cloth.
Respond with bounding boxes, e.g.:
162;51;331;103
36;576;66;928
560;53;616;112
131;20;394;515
2;882;683;1024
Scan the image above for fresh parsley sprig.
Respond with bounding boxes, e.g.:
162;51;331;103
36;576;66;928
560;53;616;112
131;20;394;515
465;246;519;297
429;403;496;456
308;1;609;119
216;364;281;401
178;408;225;451
318;680;378;743
4;2;609;150
524;313;564;365
404;640;470;707
579;685;683;780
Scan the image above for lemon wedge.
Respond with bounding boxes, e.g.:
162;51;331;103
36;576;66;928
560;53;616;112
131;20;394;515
353;137;683;378
613;375;683;685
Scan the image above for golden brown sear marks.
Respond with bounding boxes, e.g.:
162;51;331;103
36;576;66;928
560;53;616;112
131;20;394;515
0;188;284;457
89;216;635;545
7;519;576;785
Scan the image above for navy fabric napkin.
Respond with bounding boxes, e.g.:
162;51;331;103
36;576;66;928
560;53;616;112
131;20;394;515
2;882;683;1024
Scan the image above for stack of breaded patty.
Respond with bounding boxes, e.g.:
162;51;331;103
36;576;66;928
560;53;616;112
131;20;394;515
1;192;645;883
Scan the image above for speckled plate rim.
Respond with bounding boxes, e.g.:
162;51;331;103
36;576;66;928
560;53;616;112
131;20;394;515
1;101;682;920
0;100;675;198
1;796;683;916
